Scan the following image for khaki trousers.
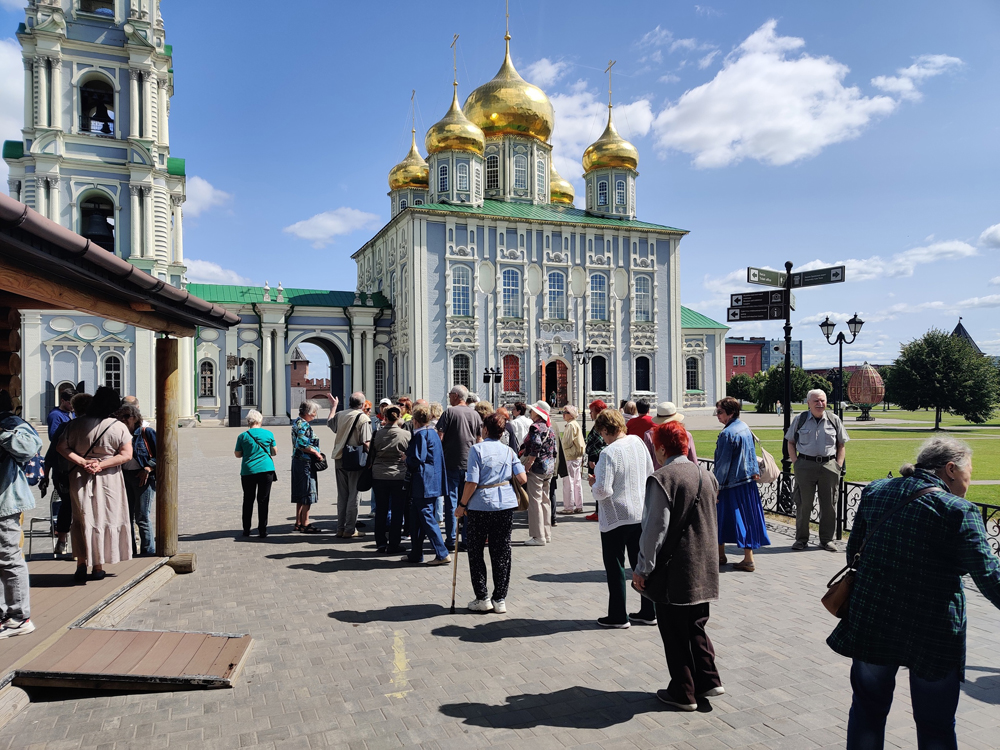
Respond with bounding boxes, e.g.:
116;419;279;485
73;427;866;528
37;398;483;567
526;472;552;542
793;458;840;544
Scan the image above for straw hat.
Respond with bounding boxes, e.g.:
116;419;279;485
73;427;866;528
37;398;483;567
651;401;685;425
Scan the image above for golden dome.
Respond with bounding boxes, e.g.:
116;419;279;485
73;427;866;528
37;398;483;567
388;130;429;191
462;36;554;142
582;106;639;174
425;84;485;156
549;162;575;205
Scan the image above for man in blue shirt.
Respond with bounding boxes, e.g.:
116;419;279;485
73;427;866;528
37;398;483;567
46;388;74;440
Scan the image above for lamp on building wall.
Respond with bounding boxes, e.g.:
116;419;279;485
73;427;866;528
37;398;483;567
574;346;595;437
819;313;864;419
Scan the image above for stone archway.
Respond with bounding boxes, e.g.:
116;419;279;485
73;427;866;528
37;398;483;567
543;359;569;408
289;336;346;413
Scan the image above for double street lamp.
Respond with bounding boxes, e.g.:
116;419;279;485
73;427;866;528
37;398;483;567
483;366;502;405
574;346;595;437
819;313;864;420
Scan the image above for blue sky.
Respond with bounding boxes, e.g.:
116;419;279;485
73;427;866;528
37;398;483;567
1;0;998;372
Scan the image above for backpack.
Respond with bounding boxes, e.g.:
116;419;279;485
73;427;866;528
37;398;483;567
0;414;43;486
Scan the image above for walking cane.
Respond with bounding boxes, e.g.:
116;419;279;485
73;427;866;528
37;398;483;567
450;517;462;614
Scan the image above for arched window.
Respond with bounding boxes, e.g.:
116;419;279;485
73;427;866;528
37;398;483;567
590;273;608;321
199;360;215;397
598;181;608;206
243;358;256;406
79;77;115;136
414;198;423;205
514;155;528;189
686;357;700;391
103;354;122;394
389;271;396;303
453;354;471;389
634;276;651;322
438;163;449;192
486;155;499;189
374;359;386;402
399;198;407;211
502;268;521;318
591;355;607;392
457;163;469;192
615;180;626;206
547;271;566;319
503;354;520;392
536;159;545;194
452;265;471;317
635;356;650;392
80;192;115;252
474;165;482;197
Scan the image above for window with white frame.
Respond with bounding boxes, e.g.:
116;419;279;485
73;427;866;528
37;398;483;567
457;163;469;192
634;275;651;322
453;353;471;388
79;76;115;136
374;359;386;402
598;181;608;206
474;165;482;197
547;271;566;319
199;360;214;397
686;357;700;391
103;354;122;394
438;164;448;192
733;356;739;367
514;155;528;189
635;356;651;392
452;265;471;317
590;273;608;320
399;198;407;210
740;356;746;366
502;268;521;318
243;359;256;406
486;155;499;189
591;355;608;392
616;180;626;206
536;159;545;195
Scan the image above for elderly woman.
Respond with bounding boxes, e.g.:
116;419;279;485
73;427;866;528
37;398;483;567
234;409;277;538
558;405;586;514
118;403;157;555
713;397;769;572
584;399;608;522
496;407;518;448
369;405;410;553
520;401;558;547
588;408;656;628
58;386;132;582
291;400;325;534
404;404;450;565
828;437;1000;748
633;421;723;711
455;412;527;613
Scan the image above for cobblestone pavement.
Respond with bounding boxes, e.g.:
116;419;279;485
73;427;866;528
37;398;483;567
4;428;999;750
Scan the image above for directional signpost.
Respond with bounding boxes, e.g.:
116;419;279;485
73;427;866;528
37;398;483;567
792;266;845;288
747;267;786;287
727;289;795;322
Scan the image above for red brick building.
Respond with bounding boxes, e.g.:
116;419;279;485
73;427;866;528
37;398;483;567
290;346;331;402
725;338;764;378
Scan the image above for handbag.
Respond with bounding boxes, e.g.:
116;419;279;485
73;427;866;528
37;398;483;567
340;413;368;472
357;441;376;492
752;433;779;484
508;448;530;511
637;468;704;603
311;453;329;472
822;486;939;618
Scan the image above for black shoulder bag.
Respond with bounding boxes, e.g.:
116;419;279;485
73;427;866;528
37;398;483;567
340;413;367;472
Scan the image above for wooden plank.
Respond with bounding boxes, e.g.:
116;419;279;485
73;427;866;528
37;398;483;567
102;631;164;675
75;631;140;674
16;629;93;673
127;631;186;675
206;636;253;681
180;636;227;676
44;630;118;673
148;633;208;677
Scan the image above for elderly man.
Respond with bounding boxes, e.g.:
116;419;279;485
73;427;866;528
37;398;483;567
436;385;482;551
331;391;372;538
786;389;849;551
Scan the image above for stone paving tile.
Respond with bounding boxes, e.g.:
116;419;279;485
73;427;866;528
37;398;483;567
8;427;1000;749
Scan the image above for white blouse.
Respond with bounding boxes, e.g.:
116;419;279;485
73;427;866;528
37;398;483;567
591;435;654;533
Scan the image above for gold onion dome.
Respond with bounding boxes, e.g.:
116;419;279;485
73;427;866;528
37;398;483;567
549;162;575;205
388;130;429;191
462;35;554;142
425;84;485;155
582;106;639;174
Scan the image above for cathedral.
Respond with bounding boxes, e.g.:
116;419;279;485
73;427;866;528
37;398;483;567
3;2;727;425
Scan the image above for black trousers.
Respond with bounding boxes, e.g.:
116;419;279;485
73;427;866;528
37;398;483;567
466;508;514;602
241;473;273;533
655;601;721;704
372;478;408;550
549;476;558;526
54;474;72;534
600;523;655;623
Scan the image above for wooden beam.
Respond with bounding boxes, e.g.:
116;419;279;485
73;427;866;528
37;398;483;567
0;258;194;337
155;338;179;557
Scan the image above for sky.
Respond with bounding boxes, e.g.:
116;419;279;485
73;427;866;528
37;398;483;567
1;0;998;372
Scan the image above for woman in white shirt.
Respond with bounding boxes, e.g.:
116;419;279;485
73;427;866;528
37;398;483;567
588;408;656;628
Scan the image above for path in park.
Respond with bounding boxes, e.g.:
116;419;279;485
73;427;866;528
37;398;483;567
4;428;998;750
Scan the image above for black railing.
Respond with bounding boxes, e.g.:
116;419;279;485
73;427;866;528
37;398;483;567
697;458;1000;557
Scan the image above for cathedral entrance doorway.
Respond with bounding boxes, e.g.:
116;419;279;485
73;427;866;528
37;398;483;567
543;360;569;408
290;338;345;419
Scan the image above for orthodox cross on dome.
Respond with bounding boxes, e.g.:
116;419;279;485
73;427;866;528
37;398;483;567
410;89;416;138
505;0;510;41
605;59;617;110
451;34;459;87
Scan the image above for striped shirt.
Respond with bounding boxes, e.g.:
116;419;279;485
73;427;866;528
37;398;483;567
591;435;654;533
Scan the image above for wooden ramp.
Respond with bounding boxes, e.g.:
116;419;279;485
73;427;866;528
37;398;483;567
13;628;252;691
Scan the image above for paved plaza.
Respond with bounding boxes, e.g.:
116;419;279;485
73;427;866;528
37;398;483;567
4;427;999;750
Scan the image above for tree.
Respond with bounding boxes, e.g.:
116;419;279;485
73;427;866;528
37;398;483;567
809;374;834;400
888;329;1000;429
754;364;812;413
727;373;756;405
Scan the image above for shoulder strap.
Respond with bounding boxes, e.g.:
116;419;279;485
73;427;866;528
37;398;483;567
855;486;940;562
82;421;116;460
344;412;363;441
795;410;810;433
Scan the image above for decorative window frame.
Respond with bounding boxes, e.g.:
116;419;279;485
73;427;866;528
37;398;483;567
198;358;216;398
501;266;522;319
597;180;608;206
438;163;449;193
513;155;528;190
589;272;608;321
546;269;567;320
452;352;472;390
72;66;121;140
486;154;499;190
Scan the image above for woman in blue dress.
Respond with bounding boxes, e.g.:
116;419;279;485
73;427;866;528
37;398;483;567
713;397;770;572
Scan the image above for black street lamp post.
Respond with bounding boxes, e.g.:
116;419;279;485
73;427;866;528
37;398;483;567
482;366;502;405
574;346;595;437
819;313;864;420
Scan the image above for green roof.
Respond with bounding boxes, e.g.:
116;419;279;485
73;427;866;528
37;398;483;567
166;157;185;176
186;284;389;308
681;306;728;330
2;141;23;160
163;44;172;56
411;201;687;233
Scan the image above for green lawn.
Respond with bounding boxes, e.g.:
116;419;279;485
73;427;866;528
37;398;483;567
740;403;1000;427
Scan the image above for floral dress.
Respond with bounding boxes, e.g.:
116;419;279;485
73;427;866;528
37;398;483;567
290;417;318;504
522;423;558;476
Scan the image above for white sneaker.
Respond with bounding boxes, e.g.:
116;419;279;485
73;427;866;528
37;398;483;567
467;599;493;612
697;686;725;698
524;537;546;546
491;599;506;614
0;618;34;639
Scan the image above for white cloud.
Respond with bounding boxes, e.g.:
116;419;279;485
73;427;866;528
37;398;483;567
797;311;854;326
524;58;569;88
698;50;720;69
695;5;722;16
651;20;905;168
979;223;1000;248
185;259;253;286
794;239;978;283
638;25;674;48
0;38;23;185
871;54;963;102
283;207;381;248
671;38;700;53
955;294;1000;309
990;277;1000;286
185;176;232;217
658;73;681;84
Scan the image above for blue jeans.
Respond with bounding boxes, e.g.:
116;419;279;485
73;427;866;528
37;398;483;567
847;660;960;750
124;470;155;556
445;468;466;546
408;496;449;562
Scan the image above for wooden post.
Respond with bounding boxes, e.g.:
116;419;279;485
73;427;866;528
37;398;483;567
155;337;179;557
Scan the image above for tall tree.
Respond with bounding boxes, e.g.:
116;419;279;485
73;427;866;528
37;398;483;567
754;364;811;413
809;374;834;400
726;373;755;405
888;329;1000;429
